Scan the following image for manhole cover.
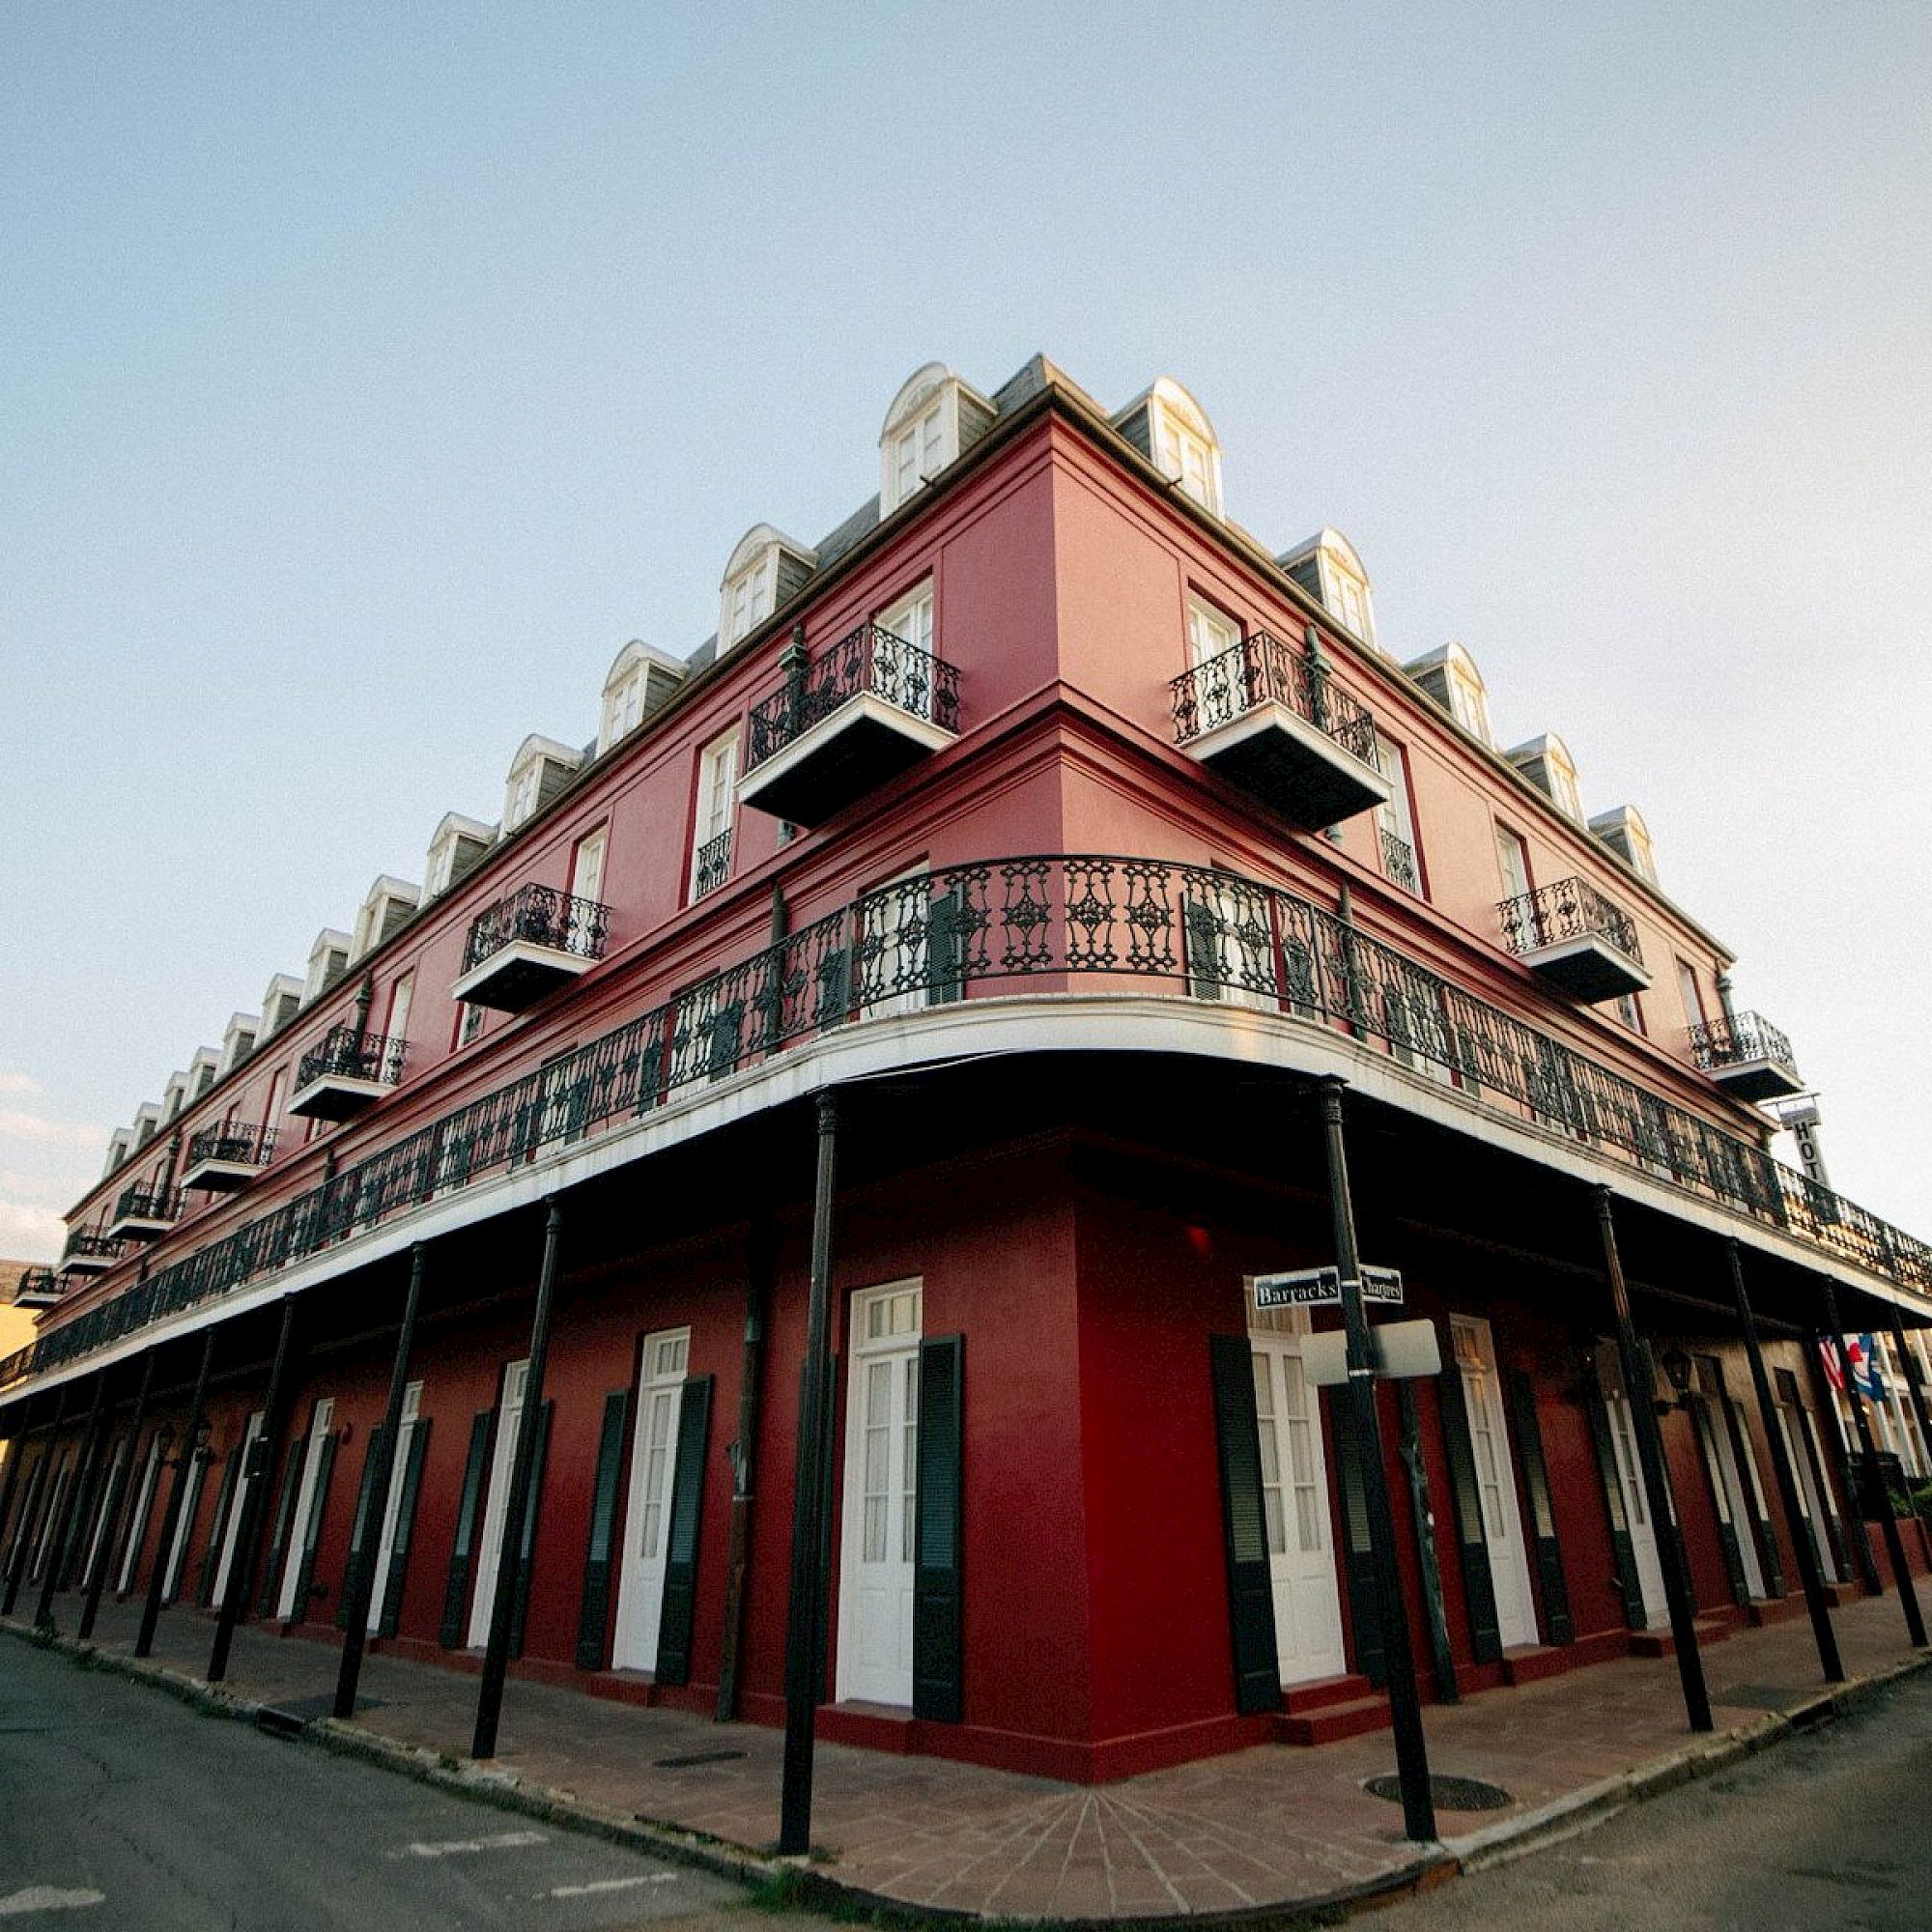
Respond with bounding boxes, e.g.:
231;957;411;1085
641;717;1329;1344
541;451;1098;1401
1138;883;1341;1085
651;1747;748;1770
1364;1773;1512;1812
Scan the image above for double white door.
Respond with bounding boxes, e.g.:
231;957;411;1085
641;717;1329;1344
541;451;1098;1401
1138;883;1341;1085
277;1398;335;1619
838;1282;921;1706
118;1433;167;1593
365;1382;423;1633
1598;1351;1667;1624
1696;1392;1766;1600
1450;1317;1539;1650
467;1361;528;1648
211;1412;265;1607
1249;1308;1346;1685
611;1329;690;1672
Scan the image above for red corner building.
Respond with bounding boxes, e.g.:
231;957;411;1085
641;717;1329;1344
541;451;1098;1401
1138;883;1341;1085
6;357;1930;1781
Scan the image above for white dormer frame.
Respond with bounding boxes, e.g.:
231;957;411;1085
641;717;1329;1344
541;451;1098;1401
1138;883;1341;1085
351;875;421;962
425;811;498;898
220;1012;261;1076
187;1047;221;1100
1507;733;1585;823
1591;805;1659;885
719;526;817;652
1281;528;1378;651
260;974;304;1038
502;734;583;835
1119;376;1225;517
1406;641;1493;746
878;364;996;517
162;1071;189;1123
598;639;685;754
131;1102;161;1150
302;928;354;1006
102;1127;132;1179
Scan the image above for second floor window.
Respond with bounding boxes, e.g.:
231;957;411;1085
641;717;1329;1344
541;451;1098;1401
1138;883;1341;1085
691;731;738;901
1496;825;1532;904
877;580;936;719
569;829;609;950
1377;741;1422;896
384;973;413;1047
1677;958;1707;1030
1186;595;1239;670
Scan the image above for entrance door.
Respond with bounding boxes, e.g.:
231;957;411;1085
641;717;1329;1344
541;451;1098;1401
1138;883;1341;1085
1248;1306;1346;1684
1693;1376;1765;1600
163;1448;207;1602
467;1361;528;1648
80;1435;126;1589
837;1281;921;1706
1450;1317;1540;1649
118;1433;167;1593
1598;1352;1667;1622
365;1382;423;1633
611;1328;691;1672
275;1398;335;1619
1775;1391;1843;1579
30;1449;73;1582
210;1412;265;1607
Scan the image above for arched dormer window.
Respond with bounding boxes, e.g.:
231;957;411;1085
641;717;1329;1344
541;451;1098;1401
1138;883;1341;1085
878;362;996;515
1404;641;1493;746
502;734;583;834
1114;376;1224;516
1281;528;1378;651
1506;732;1584;823
1591;805;1659;885
598;639;686;753
719;525;818;651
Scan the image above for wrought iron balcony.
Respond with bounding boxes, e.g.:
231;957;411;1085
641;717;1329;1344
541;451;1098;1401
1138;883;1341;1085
692;828;733;902
107;1185;179;1243
61;1230;123;1275
1380;828;1420;896
183;1122;278;1194
1498;875;1649;1003
453;882;611;1012
740;620;960;826
289;1026;408;1121
1170;632;1389;830
10;1267;63;1308
1690;1011;1804;1103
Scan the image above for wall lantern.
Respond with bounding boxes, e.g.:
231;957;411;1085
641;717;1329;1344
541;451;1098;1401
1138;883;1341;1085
1660;1347;1695;1398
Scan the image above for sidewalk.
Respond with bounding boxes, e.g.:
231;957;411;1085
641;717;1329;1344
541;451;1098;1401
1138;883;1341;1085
12;1590;1930;1922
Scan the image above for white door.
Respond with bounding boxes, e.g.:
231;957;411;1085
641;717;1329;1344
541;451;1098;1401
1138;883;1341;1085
1772;1400;1836;1576
876;582;936;718
1696;1394;1764;1600
611;1328;691;1672
366;1382;423;1633
1797;1404;1850;1580
79;1435;126;1588
275;1399;334;1620
568;831;608;950
118;1433;166;1593
1248;1306;1346;1685
211;1412;265;1607
837;1281;922;1707
1451;1318;1540;1650
30;1451;73;1581
163;1449;207;1601
467;1361;528;1648
1598;1353;1666;1625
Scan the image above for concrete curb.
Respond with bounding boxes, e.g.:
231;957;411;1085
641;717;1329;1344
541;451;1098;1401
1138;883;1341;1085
8;1617;1931;1926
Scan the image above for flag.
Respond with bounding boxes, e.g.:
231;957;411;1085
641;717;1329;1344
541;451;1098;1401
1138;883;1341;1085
1858;1334;1886;1400
1820;1338;1844;1391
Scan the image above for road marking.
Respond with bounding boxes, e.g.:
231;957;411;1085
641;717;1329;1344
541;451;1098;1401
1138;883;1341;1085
0;1889;105;1917
547;1874;678;1899
390;1829;548;1860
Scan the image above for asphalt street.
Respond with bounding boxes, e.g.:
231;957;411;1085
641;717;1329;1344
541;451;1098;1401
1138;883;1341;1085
0;1640;809;1931
1383;1668;1932;1931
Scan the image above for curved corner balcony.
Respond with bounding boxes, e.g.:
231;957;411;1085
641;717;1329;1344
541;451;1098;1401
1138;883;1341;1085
1690;1011;1804;1103
60;1230;123;1276
1171;633;1389;831
183;1122;278;1194
740;621;960;827
1499;876;1649;1003
107;1185;179;1244
454;883;611;1012
289;1026;408;1122
10;1267;63;1308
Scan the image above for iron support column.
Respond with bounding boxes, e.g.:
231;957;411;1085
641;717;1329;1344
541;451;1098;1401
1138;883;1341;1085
1595;1187;1712;1731
1319;1079;1435;1842
779;1090;840;1858
471;1202;565;1760
335;1244;427;1718
1821;1282;1926;1646
137;1328;216;1658
1728;1241;1841;1682
208;1297;300;1682
717;1211;775;1721
0;1417;26;1594
80;1350;156;1639
3;1384;69;1617
36;1370;109;1629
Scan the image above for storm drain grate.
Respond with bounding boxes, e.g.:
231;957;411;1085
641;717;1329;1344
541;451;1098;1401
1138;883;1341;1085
256;1692;388;1735
651;1747;748;1770
1364;1772;1512;1812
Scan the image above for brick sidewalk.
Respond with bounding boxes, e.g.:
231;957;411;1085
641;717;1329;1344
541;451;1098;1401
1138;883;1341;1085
15;1590;1930;1920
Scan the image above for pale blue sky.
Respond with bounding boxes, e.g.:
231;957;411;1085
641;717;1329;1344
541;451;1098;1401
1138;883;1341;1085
3;2;1928;1257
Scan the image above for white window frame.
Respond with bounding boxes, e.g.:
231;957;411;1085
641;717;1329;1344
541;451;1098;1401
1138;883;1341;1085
876;578;937;719
721;553;775;648
384;973;413;1048
690;731;738;902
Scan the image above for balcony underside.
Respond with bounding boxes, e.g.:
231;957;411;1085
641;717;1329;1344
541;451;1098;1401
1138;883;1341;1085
1517;934;1651;1004
289;1073;387;1122
452;941;594;1013
61;1252;112;1275
1185;704;1390;829
1711;1056;1806;1104
182;1154;262;1194
741;696;953;827
105;1210;170;1244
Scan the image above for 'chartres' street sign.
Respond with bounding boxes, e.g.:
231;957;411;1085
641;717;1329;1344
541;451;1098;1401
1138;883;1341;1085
1252;1265;1404;1310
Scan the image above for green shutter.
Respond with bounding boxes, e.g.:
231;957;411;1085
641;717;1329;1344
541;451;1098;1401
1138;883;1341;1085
1326;1387;1386;1687
1183;895;1221;999
1396;1380;1459;1701
197;1451;240;1608
1435;1350;1504;1664
653;1378;714;1687
507;1400;554;1659
926;889;967;1006
256;1434;305;1618
379;1418;432;1639
814;943;851;1031
1503;1370;1573;1644
913;1337;965;1721
337;1425;388;1632
1690;1400;1750;1605
1583;1378;1646;1629
1208;1335;1281;1713
440;1409;494;1647
1778;1367;1852;1583
1720;1390;1782;1598
575;1391;632;1670
286;1433;337;1624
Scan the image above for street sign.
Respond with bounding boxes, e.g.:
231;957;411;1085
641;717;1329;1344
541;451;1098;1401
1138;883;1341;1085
1304;1320;1443;1388
1252;1265;1404;1311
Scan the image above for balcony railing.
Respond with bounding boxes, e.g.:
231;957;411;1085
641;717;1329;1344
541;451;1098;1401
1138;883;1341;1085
1690;1010;1804;1102
462;884;610;977
1380;828;1420;896
109;1186;178;1237
10;1268;62;1307
1499;877;1642;965
692;829;733;902
61;1230;123;1271
1172;632;1380;764
746;622;960;773
186;1122;278;1169
8;851;1929;1393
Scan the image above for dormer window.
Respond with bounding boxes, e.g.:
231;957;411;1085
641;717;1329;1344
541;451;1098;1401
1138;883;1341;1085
1115;376;1224;517
188;1049;220;1099
1281;529;1378;651
1506;733;1584;823
260;975;303;1037
1404;642;1493;747
502;735;583;834
878;363;995;516
424;812;497;898
302;929;353;1005
719;525;818;650
598;640;685;754
1591;805;1659;885
220;1013;259;1076
351;876;420;961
